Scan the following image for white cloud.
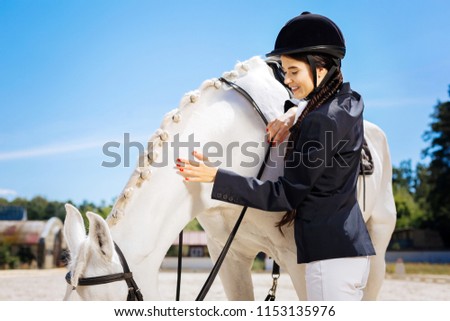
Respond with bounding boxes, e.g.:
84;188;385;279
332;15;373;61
0;133;151;162
0;141;103;161
0;189;17;197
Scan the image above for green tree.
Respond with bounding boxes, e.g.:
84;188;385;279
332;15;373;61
0;196;113;223
26;196;49;220
393;160;415;192
45;201;67;221
422;85;450;246
412;163;432;223
0;198;9;206
392;160;425;228
9;197;28;210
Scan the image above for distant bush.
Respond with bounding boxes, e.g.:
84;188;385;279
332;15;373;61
0;243;20;269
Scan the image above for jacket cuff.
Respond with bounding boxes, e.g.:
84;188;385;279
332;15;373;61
211;168;241;204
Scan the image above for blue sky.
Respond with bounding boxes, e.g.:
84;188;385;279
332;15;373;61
1;0;449;205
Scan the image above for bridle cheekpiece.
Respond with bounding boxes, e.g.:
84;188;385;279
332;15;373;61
64;242;143;301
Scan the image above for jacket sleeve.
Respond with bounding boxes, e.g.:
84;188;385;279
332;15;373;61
211;112;338;212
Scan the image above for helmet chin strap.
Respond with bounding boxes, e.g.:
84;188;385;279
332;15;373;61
305;55;339;100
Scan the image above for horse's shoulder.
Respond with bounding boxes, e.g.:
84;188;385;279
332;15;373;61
363;120;387;142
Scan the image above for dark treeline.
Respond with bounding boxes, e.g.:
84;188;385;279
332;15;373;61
392;86;450;247
0;197;112;222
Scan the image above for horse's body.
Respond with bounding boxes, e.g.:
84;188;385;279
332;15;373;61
63;56;396;301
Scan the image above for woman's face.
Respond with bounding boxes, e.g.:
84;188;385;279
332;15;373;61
281;55;325;99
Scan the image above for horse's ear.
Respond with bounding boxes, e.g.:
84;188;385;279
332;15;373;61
86;211;114;261
64;204;86;256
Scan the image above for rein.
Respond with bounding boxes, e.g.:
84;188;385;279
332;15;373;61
195;77;273;301
218;77;269;124
65;242;143;301
177;61;289;301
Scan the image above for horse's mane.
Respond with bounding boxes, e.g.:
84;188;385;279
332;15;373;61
106;56;271;225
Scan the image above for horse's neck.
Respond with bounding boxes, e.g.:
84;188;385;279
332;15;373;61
104;56;289;298
108;92;270;258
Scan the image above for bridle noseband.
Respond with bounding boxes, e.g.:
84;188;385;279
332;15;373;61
65;242;143;301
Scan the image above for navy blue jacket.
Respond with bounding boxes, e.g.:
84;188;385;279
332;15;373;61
211;83;375;264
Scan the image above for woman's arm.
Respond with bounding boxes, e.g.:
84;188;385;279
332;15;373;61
176;112;338;212
176;106;297;182
176;153;296;212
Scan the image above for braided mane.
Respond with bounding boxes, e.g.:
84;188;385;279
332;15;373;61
106;57;269;225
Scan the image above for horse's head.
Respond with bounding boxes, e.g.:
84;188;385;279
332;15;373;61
63;204;133;300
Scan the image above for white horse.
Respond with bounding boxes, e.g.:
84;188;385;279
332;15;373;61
63;56;396;301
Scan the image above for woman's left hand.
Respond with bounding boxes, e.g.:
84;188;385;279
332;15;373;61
266;106;297;144
176;151;218;183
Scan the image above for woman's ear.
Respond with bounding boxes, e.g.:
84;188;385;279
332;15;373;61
317;67;326;79
317;67;328;85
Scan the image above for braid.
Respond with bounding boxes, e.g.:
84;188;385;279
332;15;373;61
277;64;343;230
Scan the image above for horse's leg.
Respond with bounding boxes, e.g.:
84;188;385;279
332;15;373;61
361;172;396;300
363;186;396;300
206;237;256;300
363;216;395;300
198;209;256;300
267;223;307;300
274;251;307;300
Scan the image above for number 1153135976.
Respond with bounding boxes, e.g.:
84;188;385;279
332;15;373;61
256;305;336;317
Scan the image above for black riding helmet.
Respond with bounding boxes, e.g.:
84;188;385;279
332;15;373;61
266;11;345;59
266;12;346;97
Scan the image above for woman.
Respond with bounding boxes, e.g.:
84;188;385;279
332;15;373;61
176;12;375;301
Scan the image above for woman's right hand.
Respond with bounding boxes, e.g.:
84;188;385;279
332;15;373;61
266;107;297;144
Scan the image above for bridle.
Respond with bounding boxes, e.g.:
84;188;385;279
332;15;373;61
64;242;143;301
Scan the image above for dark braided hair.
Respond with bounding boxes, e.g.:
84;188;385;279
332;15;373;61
277;53;344;230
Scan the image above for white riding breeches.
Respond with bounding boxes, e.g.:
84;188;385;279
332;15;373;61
305;256;370;301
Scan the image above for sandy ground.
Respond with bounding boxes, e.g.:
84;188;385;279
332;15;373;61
0;268;449;301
